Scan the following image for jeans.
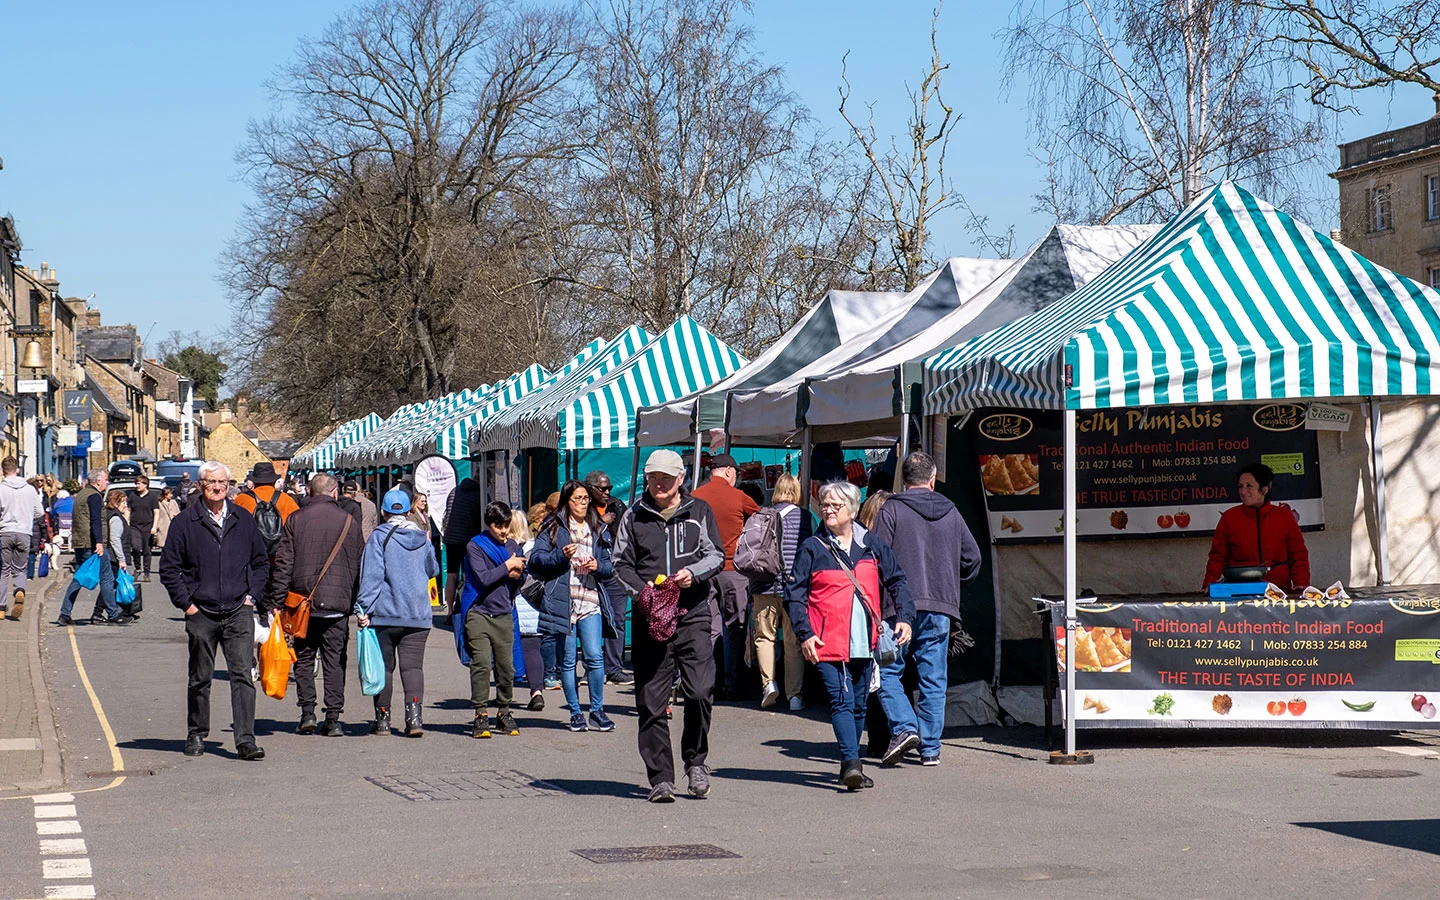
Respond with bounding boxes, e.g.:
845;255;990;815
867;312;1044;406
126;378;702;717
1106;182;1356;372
127;524;153;575
294;614;350;715
59;548;120;621
877;610;950;757
561;613;605;716
540;632;559;683
186;604;257;747
0;532;29;606
816;658;873;762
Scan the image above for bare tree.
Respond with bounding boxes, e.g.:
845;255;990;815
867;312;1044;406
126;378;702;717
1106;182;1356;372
1264;0;1440;109
837;7;1005;290
1005;0;1326;224
226;0;583;432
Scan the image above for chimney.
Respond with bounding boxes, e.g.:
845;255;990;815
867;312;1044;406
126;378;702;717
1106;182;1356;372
236;396;249;421
220;404;234;424
84;308;102;328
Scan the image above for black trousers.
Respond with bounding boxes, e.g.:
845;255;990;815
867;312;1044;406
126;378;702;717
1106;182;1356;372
602;577;629;675
186;604;256;747
373;625;429;710
521;634;546;693
127;524;153;574
633;602;715;787
294;615;350;715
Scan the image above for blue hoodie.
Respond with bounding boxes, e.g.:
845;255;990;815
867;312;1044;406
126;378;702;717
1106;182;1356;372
355;521;438;628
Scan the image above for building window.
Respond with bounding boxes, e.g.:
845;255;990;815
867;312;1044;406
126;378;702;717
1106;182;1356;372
1430;268;1440;290
1372;186;1392;231
1428;175;1440;221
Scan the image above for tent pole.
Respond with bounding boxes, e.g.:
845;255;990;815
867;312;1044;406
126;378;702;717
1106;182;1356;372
691;430;703;490
800;425;814;511
1370;399;1392;585
894;412;912;492
629;443;641;505
478;452;488;505
1056;408;1089;764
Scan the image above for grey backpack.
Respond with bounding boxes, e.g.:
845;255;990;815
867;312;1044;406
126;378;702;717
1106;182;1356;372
734;507;784;580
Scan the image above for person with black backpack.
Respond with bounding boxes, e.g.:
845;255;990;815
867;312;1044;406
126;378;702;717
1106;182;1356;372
736;473;812;711
234;463;298;560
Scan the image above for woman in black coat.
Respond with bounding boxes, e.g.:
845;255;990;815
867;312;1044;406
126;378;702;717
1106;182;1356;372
528;480;619;733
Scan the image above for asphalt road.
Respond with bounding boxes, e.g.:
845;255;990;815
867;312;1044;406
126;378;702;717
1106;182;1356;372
2;581;1437;899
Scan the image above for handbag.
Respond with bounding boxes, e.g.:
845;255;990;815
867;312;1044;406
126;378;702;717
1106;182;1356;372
826;541;899;666
281;517;351;640
357;626;385;696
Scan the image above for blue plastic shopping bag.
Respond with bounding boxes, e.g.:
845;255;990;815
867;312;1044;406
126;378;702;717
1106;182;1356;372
74;553;101;590
357;627;385;696
116;569;136;606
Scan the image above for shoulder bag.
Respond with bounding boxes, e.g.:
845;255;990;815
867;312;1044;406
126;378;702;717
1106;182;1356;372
281;516;351;640
826;540;899;667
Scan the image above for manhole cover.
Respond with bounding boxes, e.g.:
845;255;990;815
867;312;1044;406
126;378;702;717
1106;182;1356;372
572;844;741;864
365;770;568;801
1335;769;1422;778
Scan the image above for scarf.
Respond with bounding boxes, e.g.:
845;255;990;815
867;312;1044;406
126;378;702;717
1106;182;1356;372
473;531;511;566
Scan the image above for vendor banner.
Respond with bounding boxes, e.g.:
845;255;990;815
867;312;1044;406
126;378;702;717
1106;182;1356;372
971;404;1322;541
1054;590;1440;728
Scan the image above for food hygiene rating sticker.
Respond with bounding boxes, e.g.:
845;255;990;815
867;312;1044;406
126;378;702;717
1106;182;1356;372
1394;639;1440;664
1261;452;1306;476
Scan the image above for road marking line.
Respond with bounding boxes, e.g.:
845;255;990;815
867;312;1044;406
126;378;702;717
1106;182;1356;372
38;838;87;855
44;886;96;899
33;805;77;819
66;627;125;791
41;858;92;879
31;794;75;803
1380;746;1440;758
35;821;82;835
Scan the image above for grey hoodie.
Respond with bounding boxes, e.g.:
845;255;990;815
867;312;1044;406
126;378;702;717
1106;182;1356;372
870;488;981;620
0;476;42;536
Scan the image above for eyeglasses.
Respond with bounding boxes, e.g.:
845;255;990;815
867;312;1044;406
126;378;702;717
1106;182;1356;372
819;502;847;511
571;495;591;504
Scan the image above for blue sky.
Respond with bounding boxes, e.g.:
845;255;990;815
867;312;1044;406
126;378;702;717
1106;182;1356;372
1;1;1434;350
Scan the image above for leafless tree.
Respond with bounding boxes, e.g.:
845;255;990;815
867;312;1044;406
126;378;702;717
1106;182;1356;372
1264;0;1440;109
226;0;583;432
1005;0;1326;224
837;7;1007;290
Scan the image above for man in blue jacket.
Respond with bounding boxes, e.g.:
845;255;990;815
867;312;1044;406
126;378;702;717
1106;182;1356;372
869;451;981;767
159;461;270;761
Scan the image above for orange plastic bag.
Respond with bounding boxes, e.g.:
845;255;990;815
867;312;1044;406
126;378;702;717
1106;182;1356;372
259;615;296;700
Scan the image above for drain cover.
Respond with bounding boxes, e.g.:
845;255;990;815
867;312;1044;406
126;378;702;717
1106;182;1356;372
366;770;569;801
1335;769;1422;778
572;844;741;864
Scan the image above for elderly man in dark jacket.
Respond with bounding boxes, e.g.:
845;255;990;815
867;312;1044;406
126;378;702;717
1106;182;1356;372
612;450;724;803
869;451;982;768
265;473;364;736
159;461;271;761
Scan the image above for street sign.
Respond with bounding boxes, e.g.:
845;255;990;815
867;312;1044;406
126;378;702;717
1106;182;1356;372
57;424;78;447
112;435;137;457
17;379;47;394
63;391;93;423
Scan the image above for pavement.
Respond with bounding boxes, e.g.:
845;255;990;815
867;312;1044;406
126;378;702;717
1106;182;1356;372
1;576;1438;899
0;571;62;794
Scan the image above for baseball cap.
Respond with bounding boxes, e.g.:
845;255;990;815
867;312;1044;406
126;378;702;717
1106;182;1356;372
643;449;686;477
709;453;738;470
382;488;411;514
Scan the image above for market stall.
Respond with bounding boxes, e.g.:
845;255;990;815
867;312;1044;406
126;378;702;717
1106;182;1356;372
924;182;1440;756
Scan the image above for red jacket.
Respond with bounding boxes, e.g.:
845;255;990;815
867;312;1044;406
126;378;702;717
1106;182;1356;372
784;526;914;663
1203;502;1311;591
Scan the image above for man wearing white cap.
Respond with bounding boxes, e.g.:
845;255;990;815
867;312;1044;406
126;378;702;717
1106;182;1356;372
612;449;724;803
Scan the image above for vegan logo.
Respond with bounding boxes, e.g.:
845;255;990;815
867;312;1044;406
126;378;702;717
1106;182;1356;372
978;414;1034;441
1252;404;1305;432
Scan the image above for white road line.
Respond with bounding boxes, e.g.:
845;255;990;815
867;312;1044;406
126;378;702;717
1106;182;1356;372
36;821;82;835
1380;745;1440;758
44;886;96;899
31;794;75;803
39;838;88;855
41;858;92;879
33;805;77;819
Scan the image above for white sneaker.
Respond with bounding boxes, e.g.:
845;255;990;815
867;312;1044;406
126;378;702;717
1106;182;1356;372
760;681;779;709
788;696;805;711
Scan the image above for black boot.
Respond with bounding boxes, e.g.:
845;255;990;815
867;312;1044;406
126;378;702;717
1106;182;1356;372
404;700;424;738
297;711;318;735
840;758;866;792
370;707;391;736
318;713;343;737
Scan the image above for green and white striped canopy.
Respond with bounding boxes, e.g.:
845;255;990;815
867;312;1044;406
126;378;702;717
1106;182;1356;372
546;315;746;450
292;413;384;472
477;326;653;453
378;385;494;465
336;400;443;468
430;363;553;460
924;182;1440;413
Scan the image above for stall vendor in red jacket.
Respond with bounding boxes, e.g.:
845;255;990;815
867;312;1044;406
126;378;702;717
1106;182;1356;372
1203;463;1311;591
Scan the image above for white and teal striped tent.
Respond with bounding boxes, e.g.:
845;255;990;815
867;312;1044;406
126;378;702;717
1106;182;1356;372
475;325;653;454
291;413;384;473
335;400;442;469
922;181;1440;758
539;315;746;451
378;385;492;466
410;367;553;462
924;181;1440;413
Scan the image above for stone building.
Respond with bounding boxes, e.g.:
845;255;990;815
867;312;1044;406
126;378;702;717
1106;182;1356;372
206;418;273;485
1333;93;1440;288
78;311;157;470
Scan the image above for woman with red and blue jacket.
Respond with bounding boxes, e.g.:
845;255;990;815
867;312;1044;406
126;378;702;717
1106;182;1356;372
785;480;914;791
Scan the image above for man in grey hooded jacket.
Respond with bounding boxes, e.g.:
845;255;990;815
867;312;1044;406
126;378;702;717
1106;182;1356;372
0;457;42;619
869;451;981;767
